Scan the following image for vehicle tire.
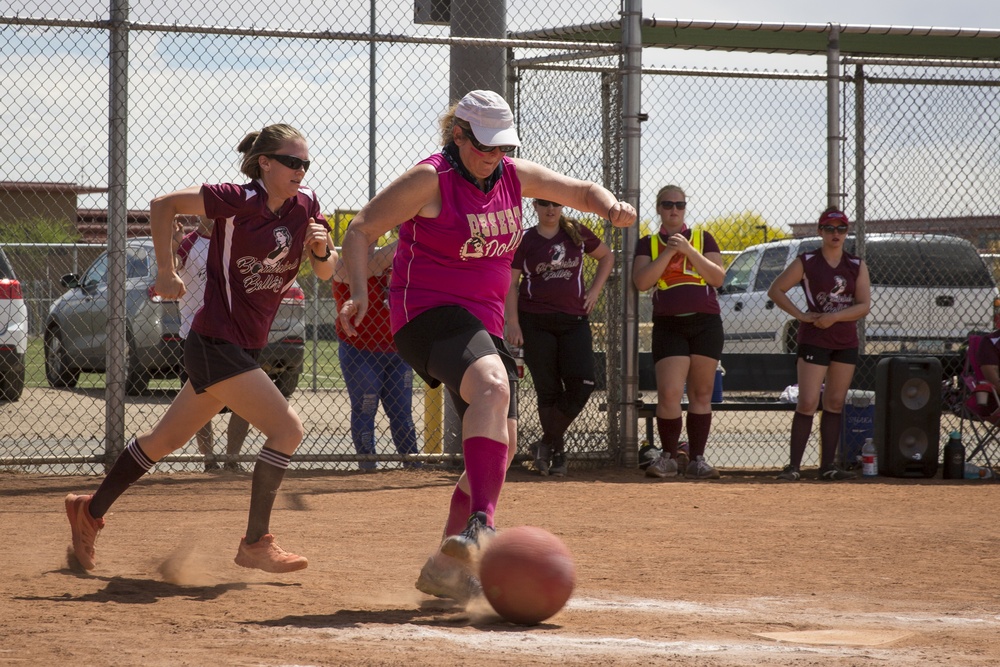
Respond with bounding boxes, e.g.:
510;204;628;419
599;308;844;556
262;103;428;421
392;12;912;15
0;367;24;401
272;368;300;398
125;341;151;396
783;321;799;354
45;328;80;388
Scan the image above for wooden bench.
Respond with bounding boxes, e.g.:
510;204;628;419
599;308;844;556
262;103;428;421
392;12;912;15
595;351;962;444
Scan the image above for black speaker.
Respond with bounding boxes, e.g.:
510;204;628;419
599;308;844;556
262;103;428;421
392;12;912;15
874;357;942;478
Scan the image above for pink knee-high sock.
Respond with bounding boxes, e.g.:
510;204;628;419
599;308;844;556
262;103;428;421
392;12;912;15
462;436;508;528
443;487;471;538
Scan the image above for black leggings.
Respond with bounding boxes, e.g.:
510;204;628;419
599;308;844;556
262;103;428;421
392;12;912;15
520;310;596;419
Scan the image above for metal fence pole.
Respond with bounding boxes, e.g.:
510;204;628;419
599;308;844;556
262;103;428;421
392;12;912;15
104;0;130;466
618;0;642;468
826;24;843;209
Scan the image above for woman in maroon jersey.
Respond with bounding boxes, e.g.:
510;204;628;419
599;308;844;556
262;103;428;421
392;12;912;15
505;199;613;477
64;123;335;573
767;207;872;481
633;185;726;480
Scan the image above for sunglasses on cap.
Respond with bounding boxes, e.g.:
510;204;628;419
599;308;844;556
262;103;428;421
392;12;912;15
659;200;686;210
819;224;849;234
267;154;311;172
534;200;561;208
462;127;517;154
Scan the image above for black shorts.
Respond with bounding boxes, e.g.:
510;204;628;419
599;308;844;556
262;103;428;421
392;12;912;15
651;313;724;363
393;306;517;420
184;331;262;394
797;343;859;366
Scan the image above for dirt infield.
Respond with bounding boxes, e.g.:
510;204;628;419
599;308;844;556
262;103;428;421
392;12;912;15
3;466;999;666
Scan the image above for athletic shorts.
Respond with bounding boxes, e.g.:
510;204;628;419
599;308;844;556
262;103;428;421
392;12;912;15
797;343;859;367
393;305;518;421
651;312;724;363
184;330;262;394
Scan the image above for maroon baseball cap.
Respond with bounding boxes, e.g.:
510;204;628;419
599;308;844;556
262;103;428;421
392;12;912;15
818;209;850;228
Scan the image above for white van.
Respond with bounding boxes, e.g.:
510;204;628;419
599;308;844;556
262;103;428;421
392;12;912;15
718;233;999;354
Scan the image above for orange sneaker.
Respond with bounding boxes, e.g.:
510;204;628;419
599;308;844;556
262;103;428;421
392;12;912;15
65;493;105;571
234;534;308;573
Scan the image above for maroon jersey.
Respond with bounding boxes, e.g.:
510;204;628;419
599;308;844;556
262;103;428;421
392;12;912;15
512;225;601;316
634;228;721;317
797;249;862;349
195;180;328;348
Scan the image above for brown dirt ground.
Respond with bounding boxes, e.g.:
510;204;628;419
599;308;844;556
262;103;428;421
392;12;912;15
3;465;999;666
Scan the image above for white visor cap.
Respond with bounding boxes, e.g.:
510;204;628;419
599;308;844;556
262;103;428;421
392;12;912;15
454;90;521;148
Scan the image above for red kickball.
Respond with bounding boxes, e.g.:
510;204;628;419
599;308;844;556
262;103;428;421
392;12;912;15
479;525;576;625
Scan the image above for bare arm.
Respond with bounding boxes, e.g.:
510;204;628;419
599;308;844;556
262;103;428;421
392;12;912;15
513;158;636;228
632;247;673;292
149;186;206;300
504;269;523;346
767;258;816;322
584;242;614;314
339;164;439;336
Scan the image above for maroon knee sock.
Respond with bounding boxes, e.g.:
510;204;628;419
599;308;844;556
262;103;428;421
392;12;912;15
789;411;814;468
656;416;683;458
685;412;712;459
819;411;842;468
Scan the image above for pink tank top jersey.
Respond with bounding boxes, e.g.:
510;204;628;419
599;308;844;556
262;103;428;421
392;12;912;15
195;180;328;348
390;153;523;337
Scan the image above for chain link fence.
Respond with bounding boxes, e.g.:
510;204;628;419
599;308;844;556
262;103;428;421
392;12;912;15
3;2;1000;474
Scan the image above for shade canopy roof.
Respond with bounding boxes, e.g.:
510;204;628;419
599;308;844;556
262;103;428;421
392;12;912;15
511;18;1000;61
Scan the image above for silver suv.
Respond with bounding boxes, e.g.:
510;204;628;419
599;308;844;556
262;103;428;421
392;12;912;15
44;238;306;396
0;246;27;401
718;233;999;354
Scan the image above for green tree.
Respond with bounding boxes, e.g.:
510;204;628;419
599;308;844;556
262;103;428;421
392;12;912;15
0;216;81;244
694;211;788;253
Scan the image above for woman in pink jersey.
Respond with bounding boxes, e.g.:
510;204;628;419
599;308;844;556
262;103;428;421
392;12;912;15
505;200;613;478
633;185;726;480
64;124;336;574
768;207;871;481
339;90;635;602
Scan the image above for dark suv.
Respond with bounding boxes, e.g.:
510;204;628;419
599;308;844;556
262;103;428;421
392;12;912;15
45;238;305;395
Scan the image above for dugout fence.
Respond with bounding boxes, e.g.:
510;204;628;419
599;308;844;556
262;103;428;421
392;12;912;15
2;1;1000;474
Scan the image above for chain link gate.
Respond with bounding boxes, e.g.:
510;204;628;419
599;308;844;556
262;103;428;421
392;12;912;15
3;3;1000;475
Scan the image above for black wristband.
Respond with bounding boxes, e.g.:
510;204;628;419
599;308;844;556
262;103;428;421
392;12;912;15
311;246;331;262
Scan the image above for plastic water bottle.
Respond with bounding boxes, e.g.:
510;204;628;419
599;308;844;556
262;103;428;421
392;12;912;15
861;437;878;477
511;345;525;379
942;431;965;480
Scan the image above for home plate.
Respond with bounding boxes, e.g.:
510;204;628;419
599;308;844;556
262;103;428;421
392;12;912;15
755;629;912;646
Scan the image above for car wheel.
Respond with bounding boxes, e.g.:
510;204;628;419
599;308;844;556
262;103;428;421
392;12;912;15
272;368;300;398
45;328;81;388
0;365;24;402
125;340;151;396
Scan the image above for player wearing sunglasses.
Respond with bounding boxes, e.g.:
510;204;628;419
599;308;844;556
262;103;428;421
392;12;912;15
339;89;635;603
64;123;336;573
767;207;871;482
633;184;727;480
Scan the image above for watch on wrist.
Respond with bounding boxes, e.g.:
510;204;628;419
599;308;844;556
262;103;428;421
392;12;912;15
312;246;332;261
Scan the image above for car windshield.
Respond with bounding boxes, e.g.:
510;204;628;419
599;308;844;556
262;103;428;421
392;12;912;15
864;239;992;288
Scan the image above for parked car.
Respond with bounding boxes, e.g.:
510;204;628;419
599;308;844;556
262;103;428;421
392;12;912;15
717;233;1000;354
0;246;27;401
45;238;305;396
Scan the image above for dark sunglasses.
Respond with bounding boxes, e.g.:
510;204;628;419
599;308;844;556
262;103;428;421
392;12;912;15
819;224;849;234
535;200;561;208
463;128;517;154
267;154;311;172
659;200;687;210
